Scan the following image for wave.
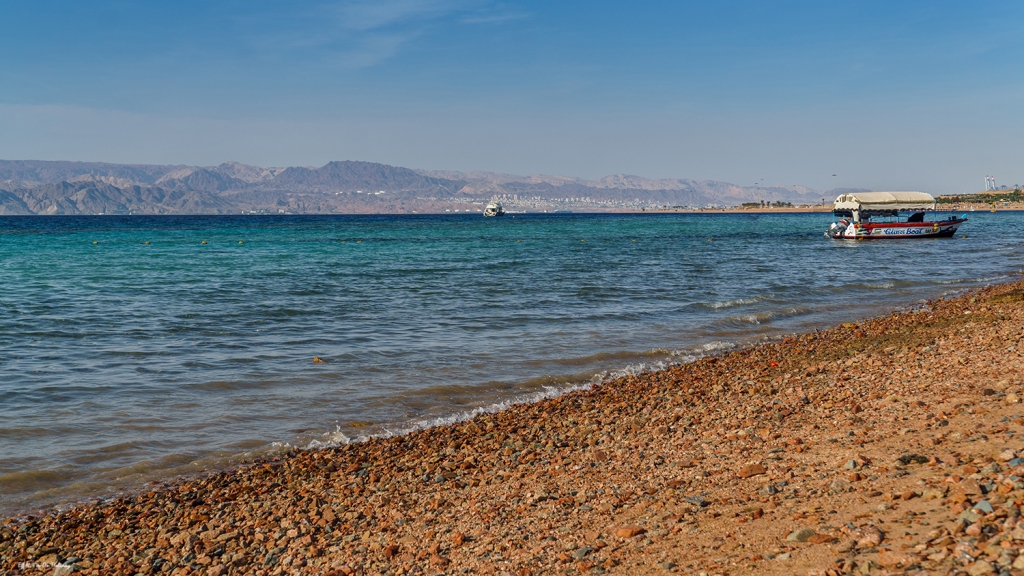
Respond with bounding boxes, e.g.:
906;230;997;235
698;295;771;309
520;348;673;367
364;379;600;443
283;337;747;452
0;469;67;494
933;273;1015;285
712;311;777;328
300;427;352;450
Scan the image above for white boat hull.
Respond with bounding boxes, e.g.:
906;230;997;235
483;202;505;217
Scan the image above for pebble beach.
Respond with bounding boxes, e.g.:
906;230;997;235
4;278;1024;576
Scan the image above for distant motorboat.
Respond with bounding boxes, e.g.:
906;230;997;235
484;201;506;217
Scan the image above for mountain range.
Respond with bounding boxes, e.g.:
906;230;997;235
0;159;834;215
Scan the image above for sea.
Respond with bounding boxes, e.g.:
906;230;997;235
1;211;1022;516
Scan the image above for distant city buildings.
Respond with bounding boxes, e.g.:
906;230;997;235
417;194;688;211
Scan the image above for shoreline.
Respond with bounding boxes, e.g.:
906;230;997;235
4;279;1024;575
0;273;974;521
3;205;1023;217
650;204;1024;214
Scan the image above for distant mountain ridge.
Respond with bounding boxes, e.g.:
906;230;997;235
0;180;234;215
0;159;829;215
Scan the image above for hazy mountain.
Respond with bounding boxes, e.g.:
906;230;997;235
0;159;830;215
273;161;465;196
155;168;247;192
0;160;184;186
0;180;235;215
214;161;286;183
424;169;825;206
0;189;31;215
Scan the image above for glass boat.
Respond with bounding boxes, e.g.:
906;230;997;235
825;191;966;240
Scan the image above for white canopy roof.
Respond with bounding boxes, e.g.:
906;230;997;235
833;191;935;211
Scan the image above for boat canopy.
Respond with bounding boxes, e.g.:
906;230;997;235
833;191;935;212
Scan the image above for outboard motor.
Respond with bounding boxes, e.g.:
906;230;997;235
826;219;849;239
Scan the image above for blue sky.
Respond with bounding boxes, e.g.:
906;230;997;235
1;0;1022;192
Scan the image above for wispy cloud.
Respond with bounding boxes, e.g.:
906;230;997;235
305;0;469;68
251;0;529;69
331;0;472;31
459;4;529;25
334;32;412;69
460;11;528;24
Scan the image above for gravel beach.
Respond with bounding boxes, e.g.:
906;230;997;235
4;278;1024;576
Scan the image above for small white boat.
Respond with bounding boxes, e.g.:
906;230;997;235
825;191;966;240
483;201;506;217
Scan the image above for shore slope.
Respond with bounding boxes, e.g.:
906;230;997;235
4;280;1024;576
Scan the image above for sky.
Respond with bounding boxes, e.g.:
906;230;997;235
1;0;1022;193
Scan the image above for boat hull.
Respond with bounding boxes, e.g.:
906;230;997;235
827;219;965;240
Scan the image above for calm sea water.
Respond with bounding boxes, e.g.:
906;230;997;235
1;212;1022;515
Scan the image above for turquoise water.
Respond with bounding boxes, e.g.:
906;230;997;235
1;212;1022;515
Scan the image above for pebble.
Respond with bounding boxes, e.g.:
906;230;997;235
877;550;916;568
572;546;595;560
851;525;884;548
786;528;816;542
616;525;646;538
974;500;995;513
738;463;766;478
967;559;996;575
960;510;983;522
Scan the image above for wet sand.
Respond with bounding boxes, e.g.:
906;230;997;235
3;279;1024;576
